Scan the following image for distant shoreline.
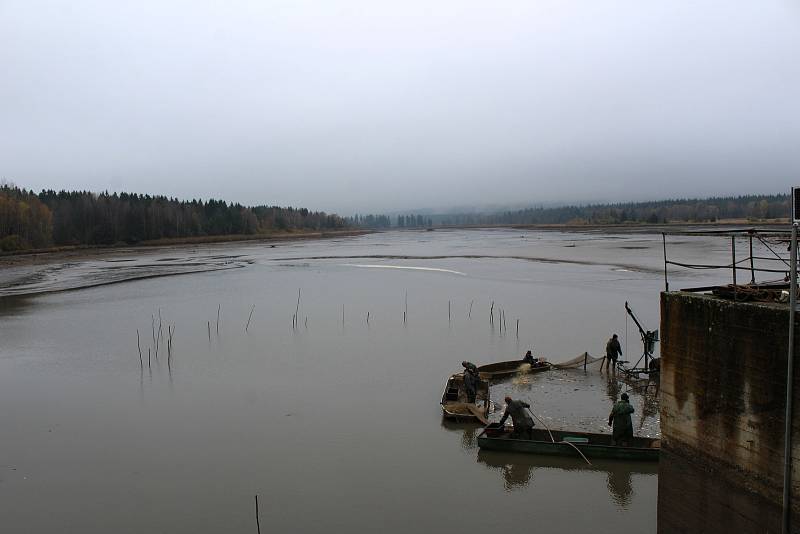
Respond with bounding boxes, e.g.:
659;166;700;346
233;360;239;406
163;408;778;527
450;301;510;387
408;218;790;234
0;219;789;268
0;229;372;267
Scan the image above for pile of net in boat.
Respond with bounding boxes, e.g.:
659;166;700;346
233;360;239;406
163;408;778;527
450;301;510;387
550;352;604;370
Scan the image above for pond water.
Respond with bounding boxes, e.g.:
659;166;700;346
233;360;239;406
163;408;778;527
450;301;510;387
0;228;763;533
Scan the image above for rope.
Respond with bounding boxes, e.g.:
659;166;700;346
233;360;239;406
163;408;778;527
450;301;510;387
558;441;592;466
757;235;791;268
525;407;592;466
526;407;555;443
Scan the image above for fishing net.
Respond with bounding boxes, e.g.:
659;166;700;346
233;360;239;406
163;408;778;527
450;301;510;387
550;352;604;370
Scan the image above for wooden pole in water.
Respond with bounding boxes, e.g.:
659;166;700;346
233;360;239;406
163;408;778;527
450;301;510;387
255;495;261;534
246;305;255;332
216;304;221;336
148;348;151;369
490;302;494;325
295;289;301;329
448;300;451;324
137;329;143;368
155;322;162;359
516;319;519;339
366;312;370;325
584;351;588;371
404;291;408;324
468;300;473;319
207;321;211;341
342;304;345;327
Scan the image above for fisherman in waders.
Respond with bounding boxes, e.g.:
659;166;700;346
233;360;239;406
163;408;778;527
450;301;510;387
462;361;479;404
498;396;535;440
601;334;623;373
608;392;635;446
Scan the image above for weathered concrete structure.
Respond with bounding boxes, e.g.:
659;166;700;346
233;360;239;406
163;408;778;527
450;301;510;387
659;292;800;533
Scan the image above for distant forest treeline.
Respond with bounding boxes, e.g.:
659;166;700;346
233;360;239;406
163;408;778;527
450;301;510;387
348;194;789;228
0;185;346;251
0;185;789;252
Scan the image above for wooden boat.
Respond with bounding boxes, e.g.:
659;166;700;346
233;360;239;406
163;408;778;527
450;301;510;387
440;373;491;424
477;360;552;380
477;426;660;461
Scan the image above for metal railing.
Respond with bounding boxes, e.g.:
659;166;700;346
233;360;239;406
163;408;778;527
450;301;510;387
662;227;792;293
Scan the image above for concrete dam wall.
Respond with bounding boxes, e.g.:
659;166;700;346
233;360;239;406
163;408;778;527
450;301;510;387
659;292;800;533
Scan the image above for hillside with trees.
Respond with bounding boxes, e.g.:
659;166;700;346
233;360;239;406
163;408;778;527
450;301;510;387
0;185;347;251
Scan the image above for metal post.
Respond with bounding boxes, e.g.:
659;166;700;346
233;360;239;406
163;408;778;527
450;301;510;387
749;233;756;284
662;233;669;292
783;222;798;534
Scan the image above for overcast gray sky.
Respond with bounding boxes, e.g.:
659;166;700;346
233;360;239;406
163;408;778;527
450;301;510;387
1;1;799;214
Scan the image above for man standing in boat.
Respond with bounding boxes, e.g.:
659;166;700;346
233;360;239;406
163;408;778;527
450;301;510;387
498;396;535;440
608;392;635;445
462;361;480;404
601;334;623;373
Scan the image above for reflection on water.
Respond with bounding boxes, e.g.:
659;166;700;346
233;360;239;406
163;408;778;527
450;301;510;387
605;372;622;403
0;295;35;318
477;450;657;506
440;419;478;451
441;411;657;507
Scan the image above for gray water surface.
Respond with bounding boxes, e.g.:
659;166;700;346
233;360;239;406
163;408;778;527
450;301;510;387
0;229;756;533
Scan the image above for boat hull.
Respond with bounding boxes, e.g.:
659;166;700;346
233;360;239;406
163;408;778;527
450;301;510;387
477;361;552;380
441;373;490;423
477;427;659;461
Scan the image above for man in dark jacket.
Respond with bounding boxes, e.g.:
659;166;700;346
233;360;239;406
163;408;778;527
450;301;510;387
608;392;635;445
498;396;535;440
522;350;536;365
462;361;479;403
601;334;623;373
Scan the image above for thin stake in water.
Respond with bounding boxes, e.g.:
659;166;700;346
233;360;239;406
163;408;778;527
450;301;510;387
246;305;255;332
136;329;143;368
468;299;474;319
295;289;301;329
216;304;221;336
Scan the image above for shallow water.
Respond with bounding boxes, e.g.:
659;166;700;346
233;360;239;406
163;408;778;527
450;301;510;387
0;229;764;533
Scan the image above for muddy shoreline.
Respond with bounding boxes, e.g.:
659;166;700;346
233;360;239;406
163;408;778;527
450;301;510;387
0;219;787;270
0;229;371;268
